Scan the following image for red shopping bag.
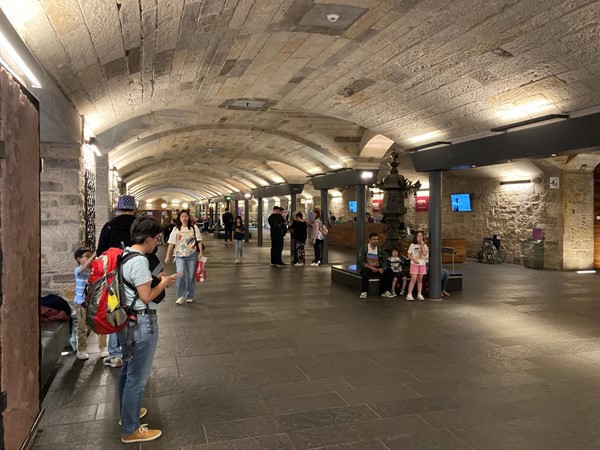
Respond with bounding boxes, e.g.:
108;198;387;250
195;260;206;282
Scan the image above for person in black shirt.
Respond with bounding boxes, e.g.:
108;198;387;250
289;212;308;266
222;208;234;243
268;206;286;266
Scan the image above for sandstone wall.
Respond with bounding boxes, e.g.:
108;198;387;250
0;68;41;450
40;143;83;299
562;173;594;270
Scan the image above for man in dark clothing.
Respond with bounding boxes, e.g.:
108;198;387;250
268;206;286;266
95;194;138;368
96;195;137;255
222;208;234;243
357;233;394;300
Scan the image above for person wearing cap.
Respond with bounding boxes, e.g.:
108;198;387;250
96;194;138;368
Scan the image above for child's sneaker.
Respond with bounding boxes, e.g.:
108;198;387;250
399;290;404;296
381;291;394;298
76;351;89;360
406;294;415;301
103;356;122;368
359;292;368;299
417;294;425;301
175;297;185;305
186;298;194;303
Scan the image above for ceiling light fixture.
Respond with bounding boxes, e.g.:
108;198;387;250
500;180;531;186
0;30;42;88
360;171;373;180
491;114;569;132
576;270;596;274
326;12;340;22
85;137;101;157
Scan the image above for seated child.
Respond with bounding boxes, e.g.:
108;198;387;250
389;247;407;297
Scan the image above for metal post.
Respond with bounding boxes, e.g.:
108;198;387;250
244;199;250;243
257;198;263;246
290;193;297;258
429;170;442;300
356;184;366;265
320;189;329;265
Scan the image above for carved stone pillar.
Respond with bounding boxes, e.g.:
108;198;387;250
380;148;421;253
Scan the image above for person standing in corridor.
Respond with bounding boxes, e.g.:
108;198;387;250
222;207;234;244
268;206;286;266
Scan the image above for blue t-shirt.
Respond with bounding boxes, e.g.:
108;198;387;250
74;266;89;305
121;248;156;311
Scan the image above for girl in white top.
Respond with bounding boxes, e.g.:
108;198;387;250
165;210;203;304
406;230;428;301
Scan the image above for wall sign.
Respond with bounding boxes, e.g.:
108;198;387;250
550;177;560;189
372;198;383;212
415;196;429;212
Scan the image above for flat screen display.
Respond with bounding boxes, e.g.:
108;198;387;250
450;193;472;212
348;200;357;213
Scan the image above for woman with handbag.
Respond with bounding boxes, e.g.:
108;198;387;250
165;209;203;304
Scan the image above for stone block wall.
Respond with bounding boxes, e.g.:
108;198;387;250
40;143;84;299
0;67;41;450
562;173;594;270
401;169;598;271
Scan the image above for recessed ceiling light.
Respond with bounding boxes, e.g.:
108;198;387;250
326;12;340;22
551;153;557;157
507;159;512;163
471;164;476;168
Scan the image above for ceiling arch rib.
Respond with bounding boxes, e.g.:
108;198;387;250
109;124;345;173
123;159;272;193
130;173;243;199
132;186;207;202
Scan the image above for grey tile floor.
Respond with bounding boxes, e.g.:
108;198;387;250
34;235;600;449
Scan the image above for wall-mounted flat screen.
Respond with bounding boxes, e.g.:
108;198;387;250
450;193;472;212
348;200;357;213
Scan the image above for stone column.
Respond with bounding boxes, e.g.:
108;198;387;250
244;198;250;243
356;184;366;264
320;189;329;265
428;171;442;300
95;154;109;246
562;172;594;270
40;142;84;297
257;198;264;246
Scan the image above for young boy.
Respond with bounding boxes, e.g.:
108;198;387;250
389;247;408;297
73;247;108;360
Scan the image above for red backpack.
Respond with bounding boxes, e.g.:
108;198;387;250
84;248;143;334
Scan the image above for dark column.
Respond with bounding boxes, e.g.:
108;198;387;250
257;198;263;246
429;171;442;300
356;184;366;265
290;193;297;257
244;198;250;243
320;189;329;265
215;202;220;235
234;200;239;217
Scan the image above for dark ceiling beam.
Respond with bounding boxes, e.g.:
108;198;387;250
410;112;600;172
252;184;304;198
310;169;379;190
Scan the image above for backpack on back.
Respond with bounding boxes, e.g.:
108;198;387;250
84;248;143;334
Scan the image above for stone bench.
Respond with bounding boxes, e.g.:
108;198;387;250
40;320;71;392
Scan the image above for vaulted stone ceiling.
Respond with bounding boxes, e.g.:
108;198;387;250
3;0;600;200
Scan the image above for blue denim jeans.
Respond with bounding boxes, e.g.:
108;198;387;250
234;240;243;259
118;314;158;435
175;252;198;299
108;332;121;358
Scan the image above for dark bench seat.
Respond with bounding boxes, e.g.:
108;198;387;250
40;320;71;391
331;264;462;296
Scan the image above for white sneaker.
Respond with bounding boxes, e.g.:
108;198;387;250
311;262;318;266
359;292;368;299
176;297;185;305
389;292;397;298
406;294;415;301
381;291;394;298
186;298;194;303
99;347;109;358
417;294;425;301
235;258;239;263
103;356;122;368
76;351;89;360
295;262;304;266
